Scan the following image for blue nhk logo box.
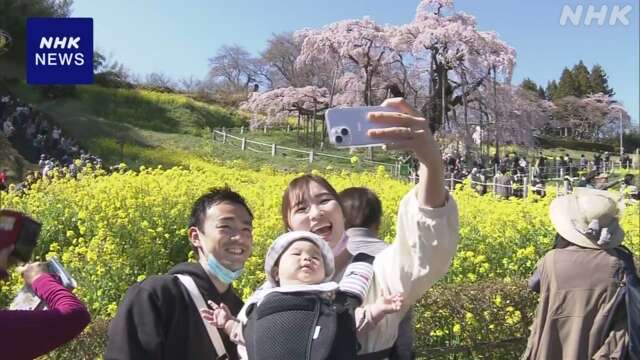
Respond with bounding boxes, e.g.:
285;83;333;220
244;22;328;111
27;18;93;85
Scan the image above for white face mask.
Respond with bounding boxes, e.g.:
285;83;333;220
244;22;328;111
200;244;243;285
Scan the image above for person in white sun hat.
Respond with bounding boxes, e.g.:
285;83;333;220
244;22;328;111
522;188;639;360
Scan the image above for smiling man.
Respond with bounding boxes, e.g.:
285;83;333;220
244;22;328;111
105;187;253;360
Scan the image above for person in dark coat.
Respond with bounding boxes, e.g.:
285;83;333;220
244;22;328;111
105;187;254;360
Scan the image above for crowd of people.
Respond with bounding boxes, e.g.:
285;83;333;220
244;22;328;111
440;150;638;201
0;99;638;360
1;92;108;193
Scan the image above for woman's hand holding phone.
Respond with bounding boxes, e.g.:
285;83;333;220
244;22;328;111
368;97;446;208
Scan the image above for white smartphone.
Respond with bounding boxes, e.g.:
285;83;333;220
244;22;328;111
325;106;397;148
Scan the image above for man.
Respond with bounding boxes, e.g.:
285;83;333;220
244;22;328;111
105;187;253;360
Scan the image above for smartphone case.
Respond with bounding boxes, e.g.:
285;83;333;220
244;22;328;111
325;106;396;148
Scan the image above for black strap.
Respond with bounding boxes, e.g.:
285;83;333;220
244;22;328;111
357;347;394;360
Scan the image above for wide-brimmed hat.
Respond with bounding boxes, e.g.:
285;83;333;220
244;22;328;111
264;231;334;286
549;188;625;249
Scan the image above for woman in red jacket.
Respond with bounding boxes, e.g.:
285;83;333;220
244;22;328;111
0;226;91;359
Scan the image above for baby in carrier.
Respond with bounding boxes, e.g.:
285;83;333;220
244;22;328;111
201;231;404;359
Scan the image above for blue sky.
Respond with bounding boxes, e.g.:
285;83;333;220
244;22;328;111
71;0;639;124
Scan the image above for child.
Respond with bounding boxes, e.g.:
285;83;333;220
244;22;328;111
340;187;415;360
201;231;403;358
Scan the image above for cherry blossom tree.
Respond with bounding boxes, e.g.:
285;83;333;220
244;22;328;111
389;0;516;138
241;86;330;146
295;17;397;106
551;93;630;140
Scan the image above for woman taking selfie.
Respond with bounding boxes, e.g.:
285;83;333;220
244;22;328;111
278;98;460;358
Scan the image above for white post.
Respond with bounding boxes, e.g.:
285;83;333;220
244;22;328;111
450;177;454;190
523;177;528;199
309;150;314;164
264;124;267;134
240;126;244;135
271;144;277;156
241;138;246;151
287;125;291;133
222;130;227;144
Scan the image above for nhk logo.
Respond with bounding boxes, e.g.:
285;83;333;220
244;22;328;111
36;37;85;66
27;18;93;85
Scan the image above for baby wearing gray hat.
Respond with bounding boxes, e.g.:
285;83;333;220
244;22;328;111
202;230;404;351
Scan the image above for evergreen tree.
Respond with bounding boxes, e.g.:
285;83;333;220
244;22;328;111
590;64;614;96
572;60;591;96
546;80;559;100
521;78;538;93
537;86;546;100
556;67;578;99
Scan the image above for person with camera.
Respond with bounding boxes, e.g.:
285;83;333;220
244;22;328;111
0;210;91;359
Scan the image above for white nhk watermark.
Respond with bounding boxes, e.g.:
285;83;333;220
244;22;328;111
560;4;633;26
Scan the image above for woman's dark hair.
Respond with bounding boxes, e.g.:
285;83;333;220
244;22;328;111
339;187;382;231
281;175;343;230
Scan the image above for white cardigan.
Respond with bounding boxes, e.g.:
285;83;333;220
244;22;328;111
237;186;459;358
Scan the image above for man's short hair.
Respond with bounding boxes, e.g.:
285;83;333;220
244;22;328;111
189;186;253;231
339;187;382;230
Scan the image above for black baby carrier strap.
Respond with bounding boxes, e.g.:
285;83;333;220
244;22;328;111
244;291;358;360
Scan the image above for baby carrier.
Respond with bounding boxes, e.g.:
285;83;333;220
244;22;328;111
243;290;360;360
243;252;376;360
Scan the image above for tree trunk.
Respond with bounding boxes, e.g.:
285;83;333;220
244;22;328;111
492;66;500;160
312;103;317;148
297;112;301;142
461;71;471;160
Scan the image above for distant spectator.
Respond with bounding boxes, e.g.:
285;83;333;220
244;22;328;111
469;168;486;195
532;177;546;198
518;157;528;169
594;152;603;173
0;169;7;191
2;119;14;138
621;154;632;169
621;174;639;201
494;166;512;199
38;154;47;171
579;154;588;170
51;126;61;142
535;152;546;178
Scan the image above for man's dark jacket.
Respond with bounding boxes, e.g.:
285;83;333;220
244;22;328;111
104;262;243;360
